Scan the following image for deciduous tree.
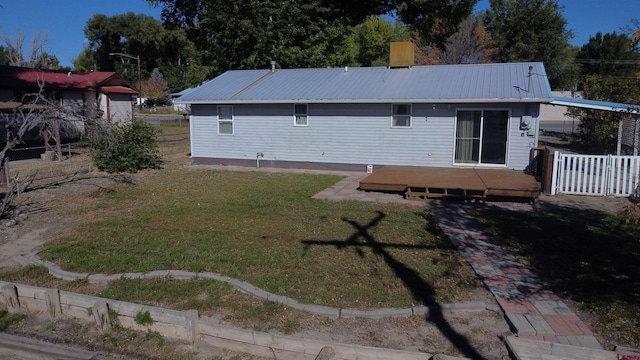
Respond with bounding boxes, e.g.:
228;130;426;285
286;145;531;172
418;15;497;65
148;0;478;72
483;0;578;89
76;13;207;92
573;32;640;153
1;30;61;69
576;74;640;153
576;32;640;78
337;17;411;67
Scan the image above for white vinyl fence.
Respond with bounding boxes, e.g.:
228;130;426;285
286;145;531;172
551;151;640;196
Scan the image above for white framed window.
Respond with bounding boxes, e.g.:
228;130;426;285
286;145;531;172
392;104;411;127
217;105;233;135
294;104;308;126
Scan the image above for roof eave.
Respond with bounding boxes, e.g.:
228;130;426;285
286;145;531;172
177;98;551;105
550;96;639;113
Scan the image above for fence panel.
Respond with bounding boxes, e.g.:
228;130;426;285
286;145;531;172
552;151;640;196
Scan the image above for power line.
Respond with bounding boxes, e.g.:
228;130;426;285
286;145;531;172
575;58;640;65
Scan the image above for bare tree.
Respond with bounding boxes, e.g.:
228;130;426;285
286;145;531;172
1;30;55;68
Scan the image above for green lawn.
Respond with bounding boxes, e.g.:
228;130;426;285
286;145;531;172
39;169;478;309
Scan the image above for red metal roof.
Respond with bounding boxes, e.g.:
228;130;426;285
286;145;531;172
0;65;136;93
100;86;138;94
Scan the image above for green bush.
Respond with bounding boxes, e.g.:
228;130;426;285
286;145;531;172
88;121;162;173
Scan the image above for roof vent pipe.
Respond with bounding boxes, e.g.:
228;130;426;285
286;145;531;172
345;66;348;72
270;61;276;73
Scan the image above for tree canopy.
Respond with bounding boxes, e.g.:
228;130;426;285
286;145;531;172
148;0;478;72
417;15;497;65
336;17;411;67
75;12;210;94
573;31;640;153
576;32;640;78
483;0;578;89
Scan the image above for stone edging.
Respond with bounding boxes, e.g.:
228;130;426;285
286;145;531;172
14;255;485;319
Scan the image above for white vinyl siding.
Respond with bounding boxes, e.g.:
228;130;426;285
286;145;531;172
190;102;536;171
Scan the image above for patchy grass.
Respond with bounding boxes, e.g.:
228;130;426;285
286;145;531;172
473;203;640;348
0;310;26;331
39;169;477;309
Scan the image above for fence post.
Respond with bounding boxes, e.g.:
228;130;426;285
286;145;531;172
550;151;560;195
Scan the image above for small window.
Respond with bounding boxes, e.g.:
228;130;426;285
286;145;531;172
217;105;233;134
392;104;411;127
294;104;308;126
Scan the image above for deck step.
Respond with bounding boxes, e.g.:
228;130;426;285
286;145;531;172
406;186;487;199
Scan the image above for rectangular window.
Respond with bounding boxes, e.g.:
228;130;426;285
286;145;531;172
217;105;233;135
455;109;509;165
392;104;411;127
294;104;308;126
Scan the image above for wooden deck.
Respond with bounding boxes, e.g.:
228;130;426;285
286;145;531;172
359;166;541;200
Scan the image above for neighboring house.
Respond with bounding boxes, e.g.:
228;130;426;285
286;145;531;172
179;62;553;172
0;65;138;134
171;88;194;112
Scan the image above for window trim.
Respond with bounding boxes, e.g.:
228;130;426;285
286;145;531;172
217;105;234;135
293;103;309;126
391;103;412;128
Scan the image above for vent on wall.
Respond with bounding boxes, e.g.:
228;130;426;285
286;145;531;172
389;41;415;68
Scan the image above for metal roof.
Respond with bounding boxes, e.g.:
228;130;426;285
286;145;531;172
0;65;136;94
550;96;639;113
178;62;553;104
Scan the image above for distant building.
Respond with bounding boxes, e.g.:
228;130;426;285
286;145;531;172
0;65;138;128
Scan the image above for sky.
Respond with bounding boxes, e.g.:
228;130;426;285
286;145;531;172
0;0;638;68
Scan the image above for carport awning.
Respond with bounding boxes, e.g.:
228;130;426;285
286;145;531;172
550;96;639;113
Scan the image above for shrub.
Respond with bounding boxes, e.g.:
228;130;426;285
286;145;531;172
88;121;162;173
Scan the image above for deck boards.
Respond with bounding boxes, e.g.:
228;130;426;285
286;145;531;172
359;166;540;200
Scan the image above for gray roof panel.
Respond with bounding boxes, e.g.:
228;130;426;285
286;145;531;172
178;62;553;104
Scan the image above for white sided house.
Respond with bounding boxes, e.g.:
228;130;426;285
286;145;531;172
179;63;554;172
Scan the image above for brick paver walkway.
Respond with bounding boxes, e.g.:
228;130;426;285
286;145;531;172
426;201;602;349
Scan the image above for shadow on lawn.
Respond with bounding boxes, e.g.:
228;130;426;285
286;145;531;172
475;203;640;309
302;211;486;360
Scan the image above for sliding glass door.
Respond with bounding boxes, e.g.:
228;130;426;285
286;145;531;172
455;110;509;165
